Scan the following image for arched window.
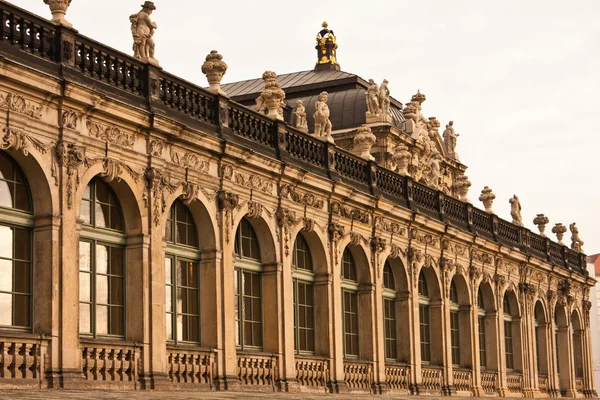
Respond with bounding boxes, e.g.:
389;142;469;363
341;249;359;358
503;294;514;370
292;234;315;354
0;152;33;330
449;281;460;366
79;178;126;338
383;261;397;360
418;271;431;363
477;289;487;368
234;218;262;349
165;199;201;344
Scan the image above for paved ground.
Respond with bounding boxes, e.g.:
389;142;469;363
0;391;481;400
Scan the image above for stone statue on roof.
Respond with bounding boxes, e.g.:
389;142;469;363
365;79;392;123
130;1;158;64
443;121;460;160
570;223;584;252
509;195;523;226
313;91;334;142
295;100;308;132
379;79;391;117
366;79;380;117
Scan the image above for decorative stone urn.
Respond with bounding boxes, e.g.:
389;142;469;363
478;186;496;213
202;50;228;96
454;175;472;203
393;144;411;176
352;125;376;161
533;214;550;237
44;0;73;27
552;223;567;245
256;71;285;120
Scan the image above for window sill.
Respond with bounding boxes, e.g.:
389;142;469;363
0;329;47;341
167;343;214;353
79;336;136;347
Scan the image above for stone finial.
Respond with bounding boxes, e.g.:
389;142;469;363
509;195;523;226
552;223;567;245
313;91;333;143
352;125;376;161
202;50;228;96
570;223;584;253
533;214;550;237
479;186;496;214
130;1;159;65
392;144;411;176
443;121;460;160
255;71;285;120
294;100;308;132
454;175;472;203
44;0;73;27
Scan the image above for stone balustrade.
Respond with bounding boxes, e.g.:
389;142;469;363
506;372;523;394
481;371;498;394
237;353;278;388
420;365;443;393
538;374;549;394
384;363;410;392
0;335;48;385
167;346;215;389
80;340;141;387
343;360;373;391
452;368;472;392
295;356;330;390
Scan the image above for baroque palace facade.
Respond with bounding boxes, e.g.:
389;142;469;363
0;1;595;397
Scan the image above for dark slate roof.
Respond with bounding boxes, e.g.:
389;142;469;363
221;70;357;98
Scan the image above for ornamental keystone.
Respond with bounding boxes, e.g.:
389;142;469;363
478;186;496;214
352;125;376;161
44;0;73;27
533;214;549;237
202;50;228;96
255;71;285;120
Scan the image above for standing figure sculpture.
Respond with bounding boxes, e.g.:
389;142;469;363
130;2;158;63
443;121;460;160
509;195;523;226
366;79;380;117
570;223;584;252
295;100;308;132
379;79;391;117
313;91;333;142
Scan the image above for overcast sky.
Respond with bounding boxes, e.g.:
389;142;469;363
15;0;600;255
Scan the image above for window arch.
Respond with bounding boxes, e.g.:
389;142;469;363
79;178;126;338
292;233;315;354
383;261;397;360
0;152;33;330
165;199;201;344
418;271;431;363
341;248;359;357
449;280;460;366
234;218;262;349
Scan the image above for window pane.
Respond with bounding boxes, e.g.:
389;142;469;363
0;155;14;182
79;272;91;302
110;276;124;306
79;241;91;272
176;222;186;245
0;226;13;259
187;316;199;343
253;323;262;347
96;275;108;304
187;225;198;247
165;286;172;313
13;261;29;294
95;180;110;203
83;184;91;200
109;307;124;336
0;293;12;325
110;206;123;231
96;245;108;274
80;199;91;225
14;184;31;212
110;247;123;276
95;202;108;228
165;219;172;242
0;181;12;209
96;305;108;335
0;259;12;292
188;290;199;315
14;294;30;327
166;312;173;340
80;303;91;333
165;258;172;283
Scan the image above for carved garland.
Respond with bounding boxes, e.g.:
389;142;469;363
145;168;177;227
170;147;210;173
217;191;240;244
280;184;324;210
86;120;136;148
0;93;43;119
1;127;50;157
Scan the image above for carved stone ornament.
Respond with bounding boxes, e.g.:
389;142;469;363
454;175;471;203
330;201;370;224
280;185;324;210
130;2;159;65
533;214;550;237
145;168;176;227
276;208;297;257
217;190;240;244
407;247;423;263
294;100;308;132
234;172;274;195
1;127;50;157
371;237;386;254
44;0;73;27
99;158;144;184
0;93;43;120
570;222;584;253
62;110;78;130
247;201;263;219
552;223;568;246
479;186;496;214
443;121;460;161
313;91;334;143
391;144;411;176
53;142;90;209
389;244;405;259
202;50;228;96
509;195;523;227
374;216;405;236
255;71;285;120
180;181;199;206
301;218;315;233
149;139;164;157
328;223;345;242
170;148;209;173
365;79;392;123
352;125;376;161
86;120;136;148
219;164;234;180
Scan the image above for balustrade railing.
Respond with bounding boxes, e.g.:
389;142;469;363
481;371;497;394
237;352;278;388
167;346;215;388
0;335;48;384
538;374;549;394
421;365;443;393
452;368;472;392
506;372;523;394
0;0;588;275
80;341;140;385
385;363;409;392
343;360;373;391
295;356;329;390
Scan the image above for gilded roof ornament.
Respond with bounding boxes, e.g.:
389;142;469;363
314;21;340;71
